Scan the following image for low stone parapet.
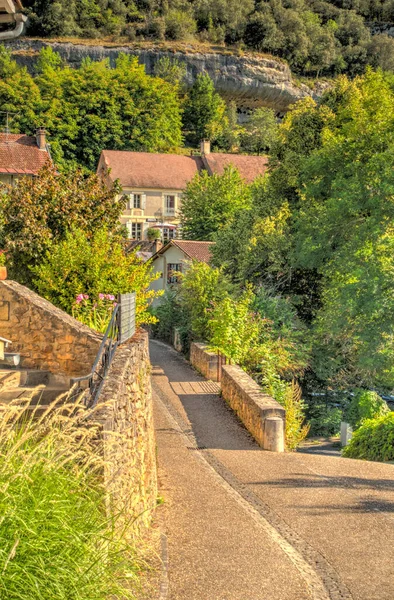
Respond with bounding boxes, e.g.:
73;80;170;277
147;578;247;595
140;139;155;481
221;364;285;452
190;342;220;381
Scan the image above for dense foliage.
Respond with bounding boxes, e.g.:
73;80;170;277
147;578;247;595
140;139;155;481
34;228;161;326
344;390;389;431
23;0;394;76
0;396;141;599
0;165;124;285
180;166;252;241
0;47;182;170
343;413;394;461
183;74;227;144
212;69;394;392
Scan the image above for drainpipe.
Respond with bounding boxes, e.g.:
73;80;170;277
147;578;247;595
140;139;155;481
0;13;26;40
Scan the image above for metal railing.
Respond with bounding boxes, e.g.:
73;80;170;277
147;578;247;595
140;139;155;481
71;293;136;409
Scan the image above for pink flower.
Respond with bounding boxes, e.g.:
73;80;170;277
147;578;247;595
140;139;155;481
99;293;105;300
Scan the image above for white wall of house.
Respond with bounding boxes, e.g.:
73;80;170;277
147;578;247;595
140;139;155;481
151;245;190;305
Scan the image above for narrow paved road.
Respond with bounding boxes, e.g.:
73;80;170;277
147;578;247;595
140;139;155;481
150;339;394;600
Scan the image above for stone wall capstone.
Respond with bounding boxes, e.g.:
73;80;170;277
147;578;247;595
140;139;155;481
93;329;157;531
190;342;220;381
0;280;102;377
221;364;285;452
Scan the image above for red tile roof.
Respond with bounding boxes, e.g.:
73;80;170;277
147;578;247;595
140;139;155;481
154;240;214;264
0;133;50;175
203;153;268;183
100;150;203;190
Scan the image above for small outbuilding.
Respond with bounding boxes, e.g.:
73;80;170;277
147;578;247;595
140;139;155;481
150;239;214;304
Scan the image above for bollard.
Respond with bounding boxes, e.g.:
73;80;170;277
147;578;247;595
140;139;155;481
340;421;353;447
263;417;285;452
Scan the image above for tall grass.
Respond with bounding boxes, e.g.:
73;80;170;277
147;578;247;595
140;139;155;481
0;395;141;600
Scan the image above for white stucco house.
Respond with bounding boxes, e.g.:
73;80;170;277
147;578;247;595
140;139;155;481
150;239;214;305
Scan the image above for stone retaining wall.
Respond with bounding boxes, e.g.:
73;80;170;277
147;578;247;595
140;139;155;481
190;342;220;381
221;365;285;452
0;280;102;377
94;329;157;531
190;342;285;451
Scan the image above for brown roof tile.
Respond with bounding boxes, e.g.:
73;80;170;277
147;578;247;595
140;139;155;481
203;153;268;183
101;150;203;190
0;133;50;175
155;240;214;264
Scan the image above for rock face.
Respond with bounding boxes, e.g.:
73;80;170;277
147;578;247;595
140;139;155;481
7;38;324;112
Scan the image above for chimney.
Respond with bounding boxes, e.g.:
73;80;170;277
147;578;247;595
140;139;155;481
36;127;47;150
200;139;211;155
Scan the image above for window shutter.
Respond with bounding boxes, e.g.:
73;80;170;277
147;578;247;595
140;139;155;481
141;193;146;210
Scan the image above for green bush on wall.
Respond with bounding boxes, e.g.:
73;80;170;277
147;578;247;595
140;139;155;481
343;413;394;462
344;389;389;430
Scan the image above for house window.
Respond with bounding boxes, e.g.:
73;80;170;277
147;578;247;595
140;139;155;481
163;227;176;242
127;222;142;240
132;194;141;209
127;193;144;209
167;263;182;284
165;195;176;216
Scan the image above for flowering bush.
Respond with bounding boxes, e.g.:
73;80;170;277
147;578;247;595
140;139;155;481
34;228;162;326
72;294;117;333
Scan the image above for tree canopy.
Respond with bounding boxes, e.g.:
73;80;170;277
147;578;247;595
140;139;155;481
0;164;124;285
211;69;394;391
0;47;183;170
180;166;251;241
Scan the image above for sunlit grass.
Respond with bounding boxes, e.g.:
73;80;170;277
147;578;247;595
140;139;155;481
0;394;142;600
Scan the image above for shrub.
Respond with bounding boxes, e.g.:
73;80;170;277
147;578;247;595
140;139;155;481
307;402;342;437
151;289;190;349
165;9;197;40
34;228;161;326
208;287;262;366
344;389;389;430
178;261;232;339
147;227;161;241
0;396;140;599
343;413;394;462
263;369;309;450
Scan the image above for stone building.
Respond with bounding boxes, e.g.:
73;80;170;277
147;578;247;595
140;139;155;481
97;141;268;241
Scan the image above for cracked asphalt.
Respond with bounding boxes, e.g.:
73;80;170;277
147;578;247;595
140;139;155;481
150;339;394;600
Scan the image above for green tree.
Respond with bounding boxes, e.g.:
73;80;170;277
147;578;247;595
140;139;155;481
183;73;227;143
215;101;244;152
34;228;160;325
0;165;124;285
178;261;232;339
0;48;183;171
241;107;279;155
153;56;187;86
180;166;251;240
293;70;394;388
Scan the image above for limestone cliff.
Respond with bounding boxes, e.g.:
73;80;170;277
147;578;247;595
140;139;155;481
6;38;326;112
